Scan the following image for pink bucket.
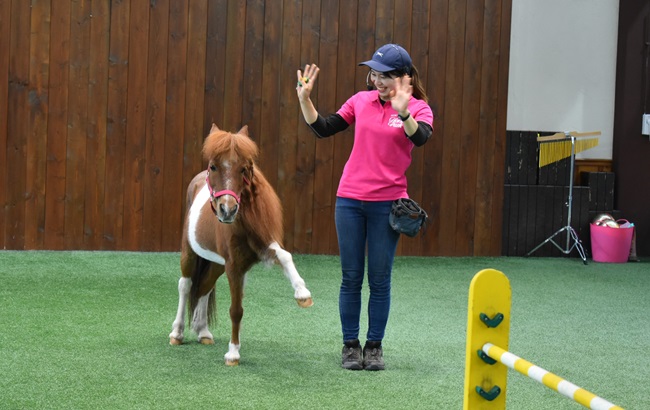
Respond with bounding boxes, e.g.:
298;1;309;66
590;220;634;263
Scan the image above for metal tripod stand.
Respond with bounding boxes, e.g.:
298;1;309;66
527;132;588;264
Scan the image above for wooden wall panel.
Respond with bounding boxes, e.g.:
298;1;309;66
104;0;129;250
421;0;448;257
293;0;320;253
0;0;10;251
0;0;512;256
455;0;483;255
64;0;91;249
241;0;265;137
122;1;150;251
223;0;246;131
474;0;506;256
161;0;188;251
44;0;71;250
439;0;466;256
85;0;109;249
25;0;51;249
6;1;31;250
204;0;227;132
258;0;281;190
142;0;170;252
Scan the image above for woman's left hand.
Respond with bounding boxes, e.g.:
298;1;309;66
390;76;413;113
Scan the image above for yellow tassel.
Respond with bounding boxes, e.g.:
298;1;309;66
538;137;599;168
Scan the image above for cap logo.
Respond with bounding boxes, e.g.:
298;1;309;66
376;52;383;57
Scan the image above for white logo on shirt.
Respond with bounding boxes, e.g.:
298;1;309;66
388;115;403;128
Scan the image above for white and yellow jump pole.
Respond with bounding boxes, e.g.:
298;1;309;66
462;269;624;410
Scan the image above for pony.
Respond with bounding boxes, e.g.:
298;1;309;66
169;124;313;366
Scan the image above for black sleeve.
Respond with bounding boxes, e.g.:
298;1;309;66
407;121;433;147
307;113;350;138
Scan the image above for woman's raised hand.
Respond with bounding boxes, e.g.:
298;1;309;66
296;64;320;102
390;75;413;113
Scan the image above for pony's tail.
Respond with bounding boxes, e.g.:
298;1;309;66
188;256;217;326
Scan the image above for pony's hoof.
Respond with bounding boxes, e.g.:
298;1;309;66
296;297;314;308
199;337;215;345
169;337;183;346
225;359;239;366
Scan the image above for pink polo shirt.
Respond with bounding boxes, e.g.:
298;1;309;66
335;90;434;201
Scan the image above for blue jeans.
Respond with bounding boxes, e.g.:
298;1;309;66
335;197;400;343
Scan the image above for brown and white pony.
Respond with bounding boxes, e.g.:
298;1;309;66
169;124;313;365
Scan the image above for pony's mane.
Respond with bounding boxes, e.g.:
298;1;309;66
202;129;259;163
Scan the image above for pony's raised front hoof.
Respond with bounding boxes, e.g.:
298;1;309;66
169;337;183;346
296;297;314;308
225;358;240;366
199;337;215;345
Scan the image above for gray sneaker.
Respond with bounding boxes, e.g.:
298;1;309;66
363;342;385;371
341;340;363;370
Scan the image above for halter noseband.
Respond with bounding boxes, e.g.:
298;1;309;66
205;167;251;208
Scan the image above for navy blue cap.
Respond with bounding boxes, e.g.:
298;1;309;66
358;44;412;73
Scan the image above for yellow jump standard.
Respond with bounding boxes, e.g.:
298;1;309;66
463;269;511;409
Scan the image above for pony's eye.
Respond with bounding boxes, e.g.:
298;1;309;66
209;164;217;172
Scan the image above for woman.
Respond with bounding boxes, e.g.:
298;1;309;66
296;44;433;370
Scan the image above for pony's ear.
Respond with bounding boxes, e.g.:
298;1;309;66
210;123;220;133
238;125;249;136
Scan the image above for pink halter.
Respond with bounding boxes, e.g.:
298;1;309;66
205;167;251;205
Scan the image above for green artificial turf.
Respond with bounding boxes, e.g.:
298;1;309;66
0;251;648;409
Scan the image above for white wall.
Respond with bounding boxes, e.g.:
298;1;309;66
507;0;619;159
